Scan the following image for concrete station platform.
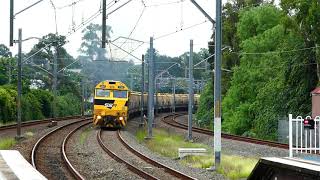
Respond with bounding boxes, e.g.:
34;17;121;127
248;157;320;180
0;150;47;180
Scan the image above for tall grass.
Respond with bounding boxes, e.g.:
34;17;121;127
79;127;91;145
136;128;208;158
0;138;16;150
135;128;258;179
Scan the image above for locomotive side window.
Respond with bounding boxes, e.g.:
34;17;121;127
96;89;110;97
114;90;128;98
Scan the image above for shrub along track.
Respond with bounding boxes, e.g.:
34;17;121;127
97;129;196;180
31;117;91;180
162;113;289;149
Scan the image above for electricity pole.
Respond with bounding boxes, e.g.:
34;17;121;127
214;0;222;168
16;28;22;139
102;0;106;48
147;37;154;138
155;79;158;116
10;0;14;46
188;40;194;141
172;78;176;113
81;77;85;116
189;0;220;169
140;54;145;126
52;48;58;118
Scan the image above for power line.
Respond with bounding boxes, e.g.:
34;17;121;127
145;0;183;7
234;46;319;55
119;6;146;48
154;20;208;40
49;0;58;34
23;7;102;64
119;42;145;62
67;9;101;35
56;0;86;10
23;0;127;65
141;0;146;7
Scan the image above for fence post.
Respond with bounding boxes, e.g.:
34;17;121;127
289;114;293;157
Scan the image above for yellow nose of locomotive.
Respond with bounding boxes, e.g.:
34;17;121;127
93;80;129;128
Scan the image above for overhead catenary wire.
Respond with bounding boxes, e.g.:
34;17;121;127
154;20;209;40
119;6;146;48
118;42;146;61
23;0;124;64
56;0;86;10
234;46;319;55
145;0;183;7
109;41;142;61
49;0;58;34
23;8;100;65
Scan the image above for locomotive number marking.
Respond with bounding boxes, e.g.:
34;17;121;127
105;103;113;108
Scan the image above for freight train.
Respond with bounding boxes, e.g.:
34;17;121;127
93;80;199;128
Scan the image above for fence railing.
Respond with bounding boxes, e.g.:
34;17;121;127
289;114;320;157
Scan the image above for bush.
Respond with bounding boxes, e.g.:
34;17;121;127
195;81;214;128
57;93;81;117
31;89;53;117
0;86;16;123
22;91;44;121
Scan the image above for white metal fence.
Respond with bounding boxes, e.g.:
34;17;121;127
289;114;320;157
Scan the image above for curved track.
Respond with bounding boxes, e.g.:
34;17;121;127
31;117;91;179
0;115;85;131
61;121;92;180
162;113;289;149
97;129;196;180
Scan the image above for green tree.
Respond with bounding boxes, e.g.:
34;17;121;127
222;4;318;140
79;23;112;60
280;0;320;82
0;44;12;57
222;5;286;137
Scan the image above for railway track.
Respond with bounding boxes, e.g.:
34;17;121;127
31;117;91;180
97;129;196;180
162;113;289;149
0;115;85;131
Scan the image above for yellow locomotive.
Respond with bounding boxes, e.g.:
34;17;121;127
93;80;200;128
93;80;129;127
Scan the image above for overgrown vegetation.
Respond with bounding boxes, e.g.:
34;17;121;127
0;33;84;123
0;138;16;150
181;155;257;179
196;1;320;140
79;127;91;145
136;128;207;158
135;128;258;179
0;85;81;123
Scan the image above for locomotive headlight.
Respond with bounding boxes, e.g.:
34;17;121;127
119;116;124;121
97;115;102;120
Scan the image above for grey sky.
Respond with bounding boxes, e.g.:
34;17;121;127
1;0;216;63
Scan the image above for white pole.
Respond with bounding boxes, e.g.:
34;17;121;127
289;114;293;157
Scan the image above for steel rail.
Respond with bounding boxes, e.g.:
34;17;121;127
117;130;196;180
31;117;91;169
0;115;87;131
61;121;92;180
97;129;159;180
162;114;289;149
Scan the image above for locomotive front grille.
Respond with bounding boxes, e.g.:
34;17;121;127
94;99;115;105
104;116;117;124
